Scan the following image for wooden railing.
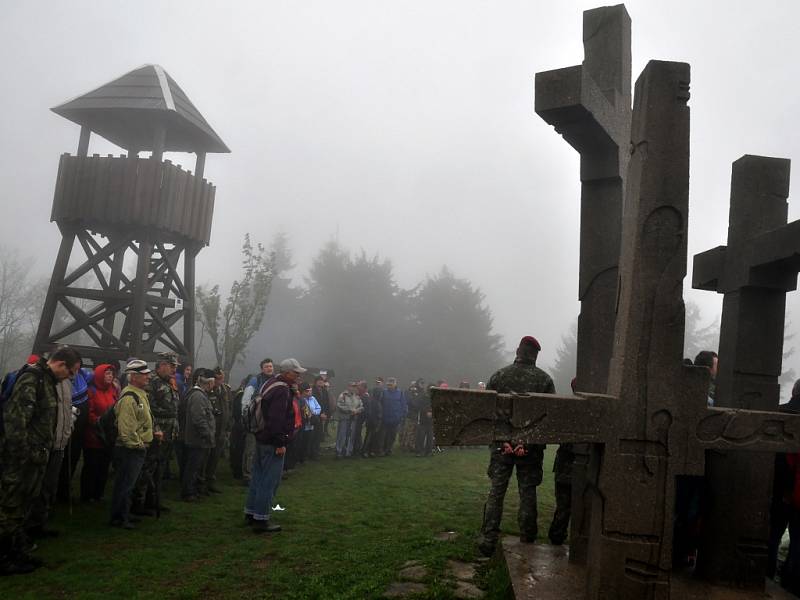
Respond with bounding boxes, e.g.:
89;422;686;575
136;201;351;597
51;154;216;245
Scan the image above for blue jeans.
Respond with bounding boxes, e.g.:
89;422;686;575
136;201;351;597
110;446;146;524
336;418;355;457
244;443;285;521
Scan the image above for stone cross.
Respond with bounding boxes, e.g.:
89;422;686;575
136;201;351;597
433;60;800;599
693;155;798;585
535;3;630;397
535;4;632;561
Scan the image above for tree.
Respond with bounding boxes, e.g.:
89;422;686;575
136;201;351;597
781;320;796;391
241;241;507;387
196;235;275;373
409;267;504;384
549;320;577;395
0;249;42;374
683;300;720;361
301;241;410;384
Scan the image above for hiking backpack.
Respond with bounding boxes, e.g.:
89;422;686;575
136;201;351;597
0;364;45;437
245;379;288;434
95;390;136;448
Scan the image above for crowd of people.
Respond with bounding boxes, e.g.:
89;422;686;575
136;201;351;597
7;337;800;589
0;345;477;574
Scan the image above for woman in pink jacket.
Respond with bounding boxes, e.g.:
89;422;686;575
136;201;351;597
81;364;118;502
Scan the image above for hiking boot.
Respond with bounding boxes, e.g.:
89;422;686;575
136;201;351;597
28;527;60;539
251;520;281;534
131;507;155;517
478;541;496;557
244;514;254;526
15;550;43;568
0;556;38;575
18;534;37;555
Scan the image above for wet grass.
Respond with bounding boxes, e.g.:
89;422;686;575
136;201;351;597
0;443;557;599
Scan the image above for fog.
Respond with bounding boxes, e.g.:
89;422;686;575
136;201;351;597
2;1;800;385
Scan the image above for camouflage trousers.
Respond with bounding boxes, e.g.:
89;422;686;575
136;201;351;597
479;446;544;551
133;440;168;509
398;418;417;451
0;454;48;544
548;443;574;545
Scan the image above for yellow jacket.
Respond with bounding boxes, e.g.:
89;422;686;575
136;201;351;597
116;385;154;449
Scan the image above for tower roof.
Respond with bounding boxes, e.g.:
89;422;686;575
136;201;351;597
52;64;230;154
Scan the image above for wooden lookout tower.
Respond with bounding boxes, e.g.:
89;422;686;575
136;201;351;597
33;64;229;365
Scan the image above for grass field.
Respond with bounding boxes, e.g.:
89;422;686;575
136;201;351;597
1;444;558;599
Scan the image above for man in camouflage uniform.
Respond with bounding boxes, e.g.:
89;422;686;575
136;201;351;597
547;375;576;546
132;352;178;515
478;336;555;557
549;443;574;545
205;367;231;493
0;346;81;575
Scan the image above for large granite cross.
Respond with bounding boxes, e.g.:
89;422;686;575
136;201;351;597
693;155;798;585
535;3;629;395
433;60;800;599
535;4;632;562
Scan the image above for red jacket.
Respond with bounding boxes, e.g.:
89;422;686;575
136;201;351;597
292;395;303;431
785;453;800;510
84;364;118;449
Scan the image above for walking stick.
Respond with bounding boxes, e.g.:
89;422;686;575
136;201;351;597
67;434;73;517
154;440;162;520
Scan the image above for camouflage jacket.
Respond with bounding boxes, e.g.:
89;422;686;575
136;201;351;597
208;383;232;441
1;358;59;465
148;373;179;433
487;358;555;446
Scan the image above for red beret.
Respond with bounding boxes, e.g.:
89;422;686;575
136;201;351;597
518;336;541;351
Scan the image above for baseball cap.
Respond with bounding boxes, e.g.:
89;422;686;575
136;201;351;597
279;358;307;374
157;351;179;366
125;359;151;374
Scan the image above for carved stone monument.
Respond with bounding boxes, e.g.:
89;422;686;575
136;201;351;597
534;4;632;562
432;7;800;599
693;155;799;585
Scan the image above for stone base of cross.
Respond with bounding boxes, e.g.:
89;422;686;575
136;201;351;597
499;537;797;600
431;385;800;598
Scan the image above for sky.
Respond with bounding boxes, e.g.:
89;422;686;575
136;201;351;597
2;0;800;384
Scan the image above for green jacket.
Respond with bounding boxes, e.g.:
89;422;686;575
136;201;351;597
148;373;179;434
208;383;231;442
184;387;216;448
1;359;58;466
488;359;555;446
116;385;154;449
